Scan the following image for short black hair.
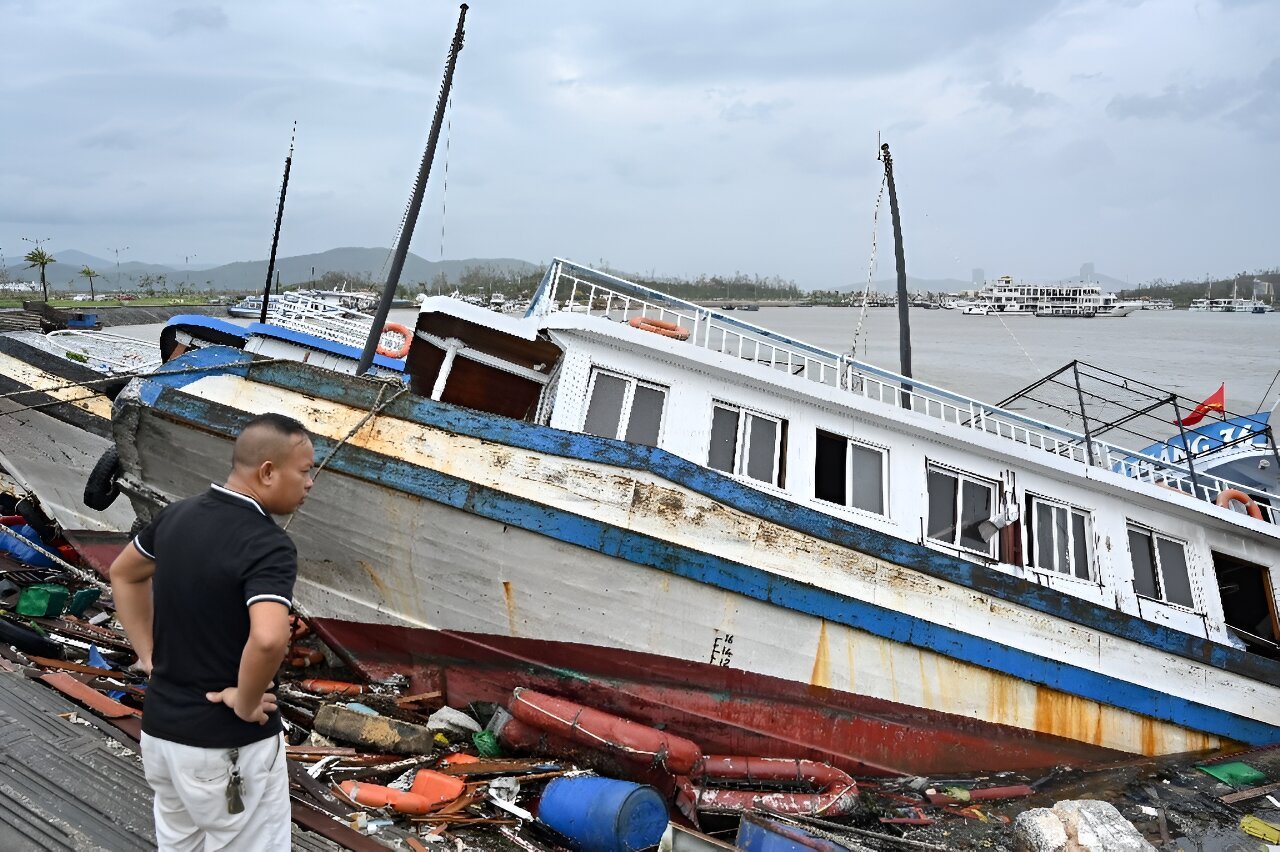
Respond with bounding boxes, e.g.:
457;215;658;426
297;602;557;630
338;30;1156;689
243;412;307;437
232;413;310;470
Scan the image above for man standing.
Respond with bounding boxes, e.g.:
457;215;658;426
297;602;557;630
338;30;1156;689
111;413;315;850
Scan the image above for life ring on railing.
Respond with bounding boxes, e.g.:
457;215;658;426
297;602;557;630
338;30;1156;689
1215;488;1264;520
628;316;691;341
674;755;858;817
376;323;412;359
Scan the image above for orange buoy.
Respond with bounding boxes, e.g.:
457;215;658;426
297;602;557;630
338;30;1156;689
508;687;702;774
438;752;481;769
298;679;366;696
628;316;691;341
1215;488;1264;520
676;755;858;816
376;323;413;359
339;780;433;815
409;769;466;806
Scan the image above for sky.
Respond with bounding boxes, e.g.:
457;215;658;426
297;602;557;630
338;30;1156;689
2;0;1277;290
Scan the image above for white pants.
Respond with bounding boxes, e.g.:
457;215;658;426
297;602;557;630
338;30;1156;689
141;731;290;851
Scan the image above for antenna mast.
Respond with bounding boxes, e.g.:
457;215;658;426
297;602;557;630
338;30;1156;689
357;4;469;375
260;123;297;324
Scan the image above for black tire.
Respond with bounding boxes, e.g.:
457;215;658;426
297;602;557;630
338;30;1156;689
84;446;122;511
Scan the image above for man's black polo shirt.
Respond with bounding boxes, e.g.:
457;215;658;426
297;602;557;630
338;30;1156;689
134;484;296;747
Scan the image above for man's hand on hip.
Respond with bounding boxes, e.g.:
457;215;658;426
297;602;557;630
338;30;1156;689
206;686;277;724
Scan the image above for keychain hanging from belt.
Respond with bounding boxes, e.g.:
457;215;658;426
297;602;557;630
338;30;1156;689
226;747;245;814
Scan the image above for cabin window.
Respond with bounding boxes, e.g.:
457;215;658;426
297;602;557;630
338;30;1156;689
814;430;886;515
581;369;667;447
1127;526;1194;608
708;403;786;487
1028;497;1093;580
926;465;996;556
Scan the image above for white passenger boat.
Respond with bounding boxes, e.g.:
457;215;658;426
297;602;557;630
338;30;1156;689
100;259;1280;776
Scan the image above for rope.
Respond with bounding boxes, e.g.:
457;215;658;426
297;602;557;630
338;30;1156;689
439;92;453;262
0;523;109;590
848;171;887;360
1257;366;1280;414
991;309;1038;374
281;380;409;531
0;358;292;421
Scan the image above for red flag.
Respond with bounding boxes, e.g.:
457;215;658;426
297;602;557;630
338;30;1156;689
1177;383;1225;427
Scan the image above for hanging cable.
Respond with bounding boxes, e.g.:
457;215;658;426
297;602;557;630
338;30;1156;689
849;171;886;360
439;93;453;262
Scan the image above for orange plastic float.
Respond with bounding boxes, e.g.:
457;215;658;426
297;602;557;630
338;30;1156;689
628;316;691;341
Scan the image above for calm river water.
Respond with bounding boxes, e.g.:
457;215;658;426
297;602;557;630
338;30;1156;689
747;306;1279;415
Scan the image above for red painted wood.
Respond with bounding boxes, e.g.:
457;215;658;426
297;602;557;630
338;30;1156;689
309;619;1128;776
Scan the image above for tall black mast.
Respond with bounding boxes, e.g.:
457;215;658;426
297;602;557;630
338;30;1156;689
881;142;912;403
260;124;296;324
357;4;468;375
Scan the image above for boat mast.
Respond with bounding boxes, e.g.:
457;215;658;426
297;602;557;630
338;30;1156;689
881;142;912;402
357;4;468;375
260;124;296;325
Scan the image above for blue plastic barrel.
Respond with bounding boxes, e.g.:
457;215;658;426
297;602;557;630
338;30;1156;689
736;814;845;852
537;776;667;852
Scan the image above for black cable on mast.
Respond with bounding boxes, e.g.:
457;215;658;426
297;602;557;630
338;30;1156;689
260;123;296;324
357;4;468;375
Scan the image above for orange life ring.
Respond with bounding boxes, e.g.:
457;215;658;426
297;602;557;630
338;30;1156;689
376;322;412;359
628;316;691;341
1215;488;1264;520
674;755;858;817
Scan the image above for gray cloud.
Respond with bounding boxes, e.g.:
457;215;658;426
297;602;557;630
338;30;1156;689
164;5;230;35
2;0;1276;288
980;78;1060;113
1106;82;1231;121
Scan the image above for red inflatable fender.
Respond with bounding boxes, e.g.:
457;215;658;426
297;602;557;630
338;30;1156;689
508;687;702;775
676;755;858;817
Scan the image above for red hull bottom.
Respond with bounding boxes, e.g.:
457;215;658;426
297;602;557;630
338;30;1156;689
310;618;1128;776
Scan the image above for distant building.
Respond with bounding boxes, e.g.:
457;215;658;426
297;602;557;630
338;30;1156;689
1080;262;1095;282
971;268;984;286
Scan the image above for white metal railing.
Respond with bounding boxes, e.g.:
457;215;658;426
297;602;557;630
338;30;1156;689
529;259;1278;524
259;295;406;358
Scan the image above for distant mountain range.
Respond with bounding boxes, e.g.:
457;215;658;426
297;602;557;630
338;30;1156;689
2;247;1134;295
1;247;539;293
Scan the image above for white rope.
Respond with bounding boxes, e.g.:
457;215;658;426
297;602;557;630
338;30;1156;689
0;523;108;590
849;172;887;360
281;380;409;531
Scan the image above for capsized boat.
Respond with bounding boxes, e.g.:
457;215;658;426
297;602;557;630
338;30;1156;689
102;259;1280;775
0;331;156;532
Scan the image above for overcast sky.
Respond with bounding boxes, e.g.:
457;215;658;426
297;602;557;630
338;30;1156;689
2;0;1276;288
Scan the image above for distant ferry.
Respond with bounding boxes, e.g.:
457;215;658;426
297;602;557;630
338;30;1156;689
1189;298;1270;313
1141;298;1175;311
961;275;1138;318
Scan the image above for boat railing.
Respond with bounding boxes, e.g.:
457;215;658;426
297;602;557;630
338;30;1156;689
531;259;1277;523
258;294;381;352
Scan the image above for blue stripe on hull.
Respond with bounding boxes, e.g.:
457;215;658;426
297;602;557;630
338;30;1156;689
141;349;1280;687
132;360;1280;746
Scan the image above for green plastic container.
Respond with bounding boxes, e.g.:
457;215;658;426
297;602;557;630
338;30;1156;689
66;588;101;618
16;583;70;617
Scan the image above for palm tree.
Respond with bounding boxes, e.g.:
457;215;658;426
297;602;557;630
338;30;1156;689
79;266;100;302
23;248;55;301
